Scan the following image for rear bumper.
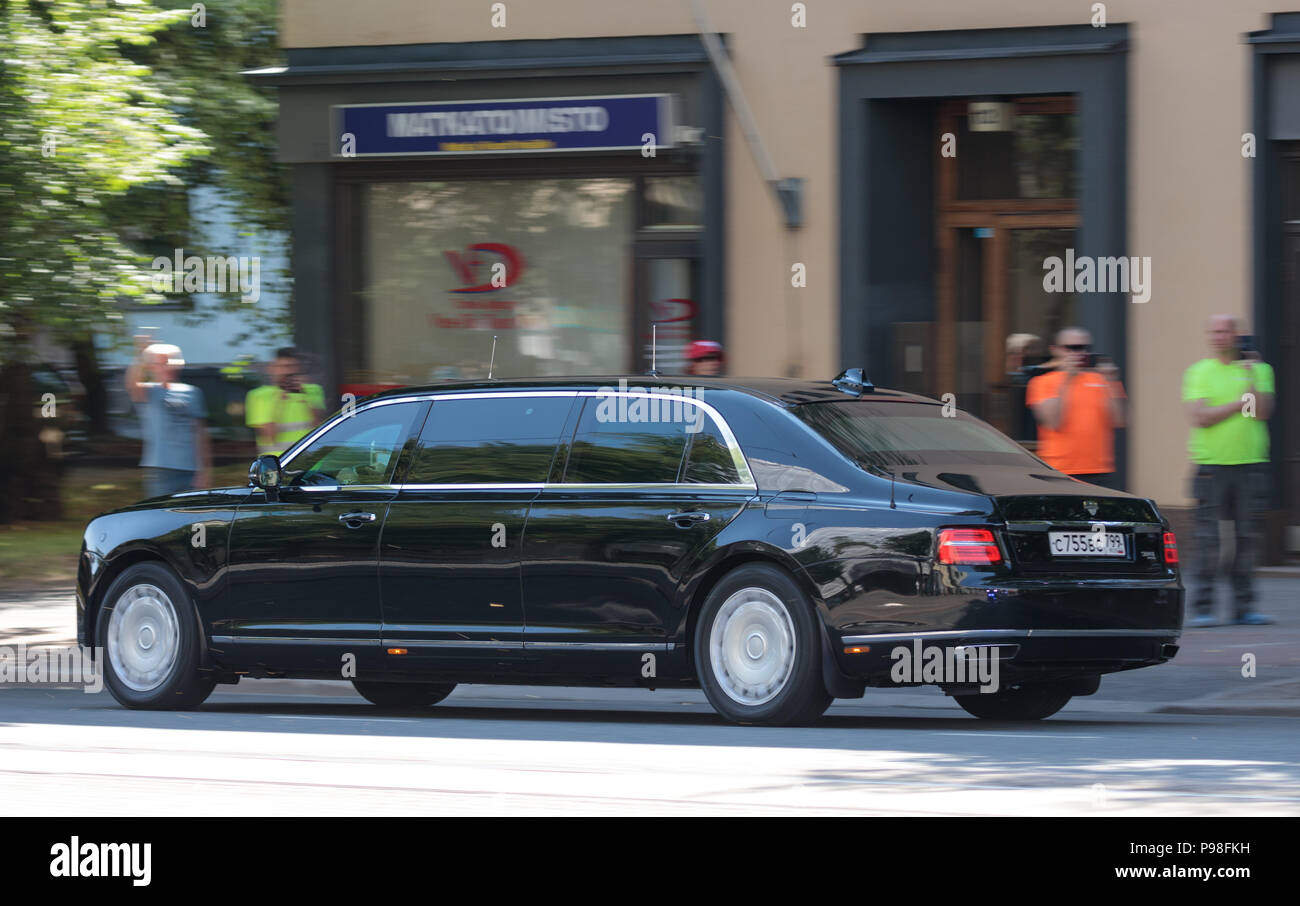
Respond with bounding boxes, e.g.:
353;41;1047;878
835;628;1180;684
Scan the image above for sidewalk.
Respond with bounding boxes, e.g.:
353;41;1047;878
3;576;1297;716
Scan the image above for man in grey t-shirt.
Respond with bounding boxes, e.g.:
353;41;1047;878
125;339;212;498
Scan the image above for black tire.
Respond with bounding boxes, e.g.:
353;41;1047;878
693;563;833;726
352;680;456;709
953;684;1073;720
96;562;216;710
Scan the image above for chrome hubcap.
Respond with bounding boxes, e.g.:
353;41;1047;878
107;583;179;693
709;587;796;706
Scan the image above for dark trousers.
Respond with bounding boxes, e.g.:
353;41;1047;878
1190;463;1267;616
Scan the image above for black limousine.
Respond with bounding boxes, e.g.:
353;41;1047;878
77;372;1182;724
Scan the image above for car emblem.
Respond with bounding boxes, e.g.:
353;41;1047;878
1083;500;1098;517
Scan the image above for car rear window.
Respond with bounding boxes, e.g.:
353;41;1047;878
793;400;1042;469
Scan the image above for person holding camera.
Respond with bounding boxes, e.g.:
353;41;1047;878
245;347;326;456
124;336;212;497
1183;314;1276;627
1026;326;1126;489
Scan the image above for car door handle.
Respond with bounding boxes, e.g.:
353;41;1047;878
667;511;711;528
339;512;377;528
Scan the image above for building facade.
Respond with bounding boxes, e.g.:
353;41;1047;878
261;1;1300;555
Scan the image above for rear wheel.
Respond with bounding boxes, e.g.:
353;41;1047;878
97;562;216;710
352;680;456;709
694;564;832;726
953;684;1073;720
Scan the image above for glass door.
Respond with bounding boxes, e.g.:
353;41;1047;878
934;96;1079;437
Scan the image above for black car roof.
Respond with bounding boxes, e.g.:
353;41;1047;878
365;375;939;408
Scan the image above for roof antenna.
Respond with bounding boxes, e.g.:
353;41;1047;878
487;335;498;380
646;322;662;377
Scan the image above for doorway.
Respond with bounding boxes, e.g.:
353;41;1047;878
933;96;1079;441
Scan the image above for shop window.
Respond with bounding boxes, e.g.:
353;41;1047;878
642;176;703;230
360;178;634;384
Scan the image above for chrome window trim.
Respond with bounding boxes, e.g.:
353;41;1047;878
306;480;754;488
418;391;584;401
540;482;753;492
400;483;546;491
349;387;759;492
279;395;430;470
290;484;391;493
570;389;754;488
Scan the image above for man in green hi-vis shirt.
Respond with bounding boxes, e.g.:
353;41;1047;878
1182;315;1276;627
246;347;326;457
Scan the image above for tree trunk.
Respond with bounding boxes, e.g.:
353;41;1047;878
71;335;111;436
0;361;64;523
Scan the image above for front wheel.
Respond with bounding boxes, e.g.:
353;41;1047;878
352;680;456;709
97;562;216;710
694;564;832;726
953;684;1073;720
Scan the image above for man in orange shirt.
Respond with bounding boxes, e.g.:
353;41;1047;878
1026;326;1127;489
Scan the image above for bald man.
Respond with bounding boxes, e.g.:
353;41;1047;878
1182;315;1275;627
1026;326;1126;488
125;335;211;497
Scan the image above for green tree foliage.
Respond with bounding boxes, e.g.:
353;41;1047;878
0;0;285;521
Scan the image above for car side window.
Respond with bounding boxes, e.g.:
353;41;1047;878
286;402;421;487
682;415;741;484
405;396;574;484
563;397;690;484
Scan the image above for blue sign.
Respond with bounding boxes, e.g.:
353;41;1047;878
333;94;675;157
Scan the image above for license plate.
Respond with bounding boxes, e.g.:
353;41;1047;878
1048;531;1126;557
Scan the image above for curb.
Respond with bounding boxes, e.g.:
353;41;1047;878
1153;677;1300;717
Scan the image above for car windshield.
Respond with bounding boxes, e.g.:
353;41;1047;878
793;400;1043;470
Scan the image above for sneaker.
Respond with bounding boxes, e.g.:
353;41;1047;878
1233;612;1275;625
1188;613;1219;628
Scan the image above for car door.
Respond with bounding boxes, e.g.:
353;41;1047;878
378;392;577;675
520;390;756;674
223;398;427;673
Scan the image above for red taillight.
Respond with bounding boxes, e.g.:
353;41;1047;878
1163;531;1179;564
937;528;1003;565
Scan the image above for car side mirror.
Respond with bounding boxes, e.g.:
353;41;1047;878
249;454;282;490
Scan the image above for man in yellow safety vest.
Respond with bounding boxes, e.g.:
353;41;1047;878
245;347;327;456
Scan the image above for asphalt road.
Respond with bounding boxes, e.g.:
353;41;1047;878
1;682;1295;816
2;577;1297;816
